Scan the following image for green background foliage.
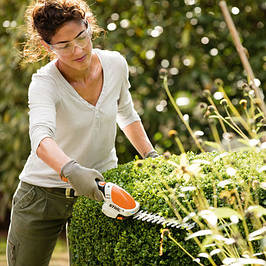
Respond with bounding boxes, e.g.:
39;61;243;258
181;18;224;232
0;0;265;220
68;151;265;265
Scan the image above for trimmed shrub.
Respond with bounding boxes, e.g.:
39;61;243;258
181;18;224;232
68;150;265;265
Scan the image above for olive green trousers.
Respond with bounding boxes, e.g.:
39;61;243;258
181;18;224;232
6;181;77;266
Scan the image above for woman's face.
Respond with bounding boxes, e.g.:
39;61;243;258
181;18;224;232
49;20;92;71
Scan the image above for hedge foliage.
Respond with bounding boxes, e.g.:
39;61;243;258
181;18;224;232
0;0;266;220
68;150;266;265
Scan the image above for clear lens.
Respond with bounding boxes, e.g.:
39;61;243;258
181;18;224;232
50;27;91;55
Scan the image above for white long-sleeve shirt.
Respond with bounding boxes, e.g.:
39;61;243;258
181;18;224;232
19;49;140;188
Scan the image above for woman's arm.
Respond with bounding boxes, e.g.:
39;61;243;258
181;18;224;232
36;137;103;201
36;137;71;174
122;121;155;158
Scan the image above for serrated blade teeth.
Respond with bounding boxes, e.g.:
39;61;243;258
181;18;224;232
146;214;156;222
151;215;165;223
141;212;154;221
133;210;148;220
166;221;178;227
133;210;180;228
134;211;162;222
154;217;166;225
184;222;196;230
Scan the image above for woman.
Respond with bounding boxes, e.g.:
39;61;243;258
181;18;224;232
6;0;158;265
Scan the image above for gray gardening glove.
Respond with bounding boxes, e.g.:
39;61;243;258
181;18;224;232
144;150;159;159
61;160;104;201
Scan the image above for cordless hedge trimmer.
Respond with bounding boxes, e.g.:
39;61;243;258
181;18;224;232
97;181;183;228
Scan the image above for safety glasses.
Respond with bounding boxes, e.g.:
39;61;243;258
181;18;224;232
48;26;92;56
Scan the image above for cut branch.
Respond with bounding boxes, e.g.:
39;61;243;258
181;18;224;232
219;1;266;118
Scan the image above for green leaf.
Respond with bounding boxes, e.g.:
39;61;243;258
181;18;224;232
212;207;242;220
203;141;221;150
247;206;266;217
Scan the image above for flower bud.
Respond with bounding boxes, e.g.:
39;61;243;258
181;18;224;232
242;82;249;91
199;102;207;114
159;68;168;79
249;90;255;98
252;180;259;190
223;132;235;141
202;89;211;98
163;151;171;159
214;78;223;87
168;130;177;137
207;105;215;113
199;102;207;109
239;99;247;109
220;99;228;106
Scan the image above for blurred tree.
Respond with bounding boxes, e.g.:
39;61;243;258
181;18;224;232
0;0;265;221
89;0;266;156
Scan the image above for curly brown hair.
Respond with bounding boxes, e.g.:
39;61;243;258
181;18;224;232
23;0;103;63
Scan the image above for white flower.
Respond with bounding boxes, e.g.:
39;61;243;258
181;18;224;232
167;160;179;167
260;182;266;190
226;167;237;177
246;205;266;218
230;215;239;224
258;165;266;173
199;210;217;226
260;141;266;150
213;152;228;162
187;164;202;175
249;139;260;147
191;159;210;165
181;186;196;192
217;179;232;188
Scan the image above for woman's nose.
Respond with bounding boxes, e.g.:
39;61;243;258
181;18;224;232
73;45;83;55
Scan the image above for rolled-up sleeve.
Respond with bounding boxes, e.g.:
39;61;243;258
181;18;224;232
28;75;58;155
116;56;141;129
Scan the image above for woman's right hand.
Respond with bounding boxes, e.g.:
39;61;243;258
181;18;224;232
61;160;104;201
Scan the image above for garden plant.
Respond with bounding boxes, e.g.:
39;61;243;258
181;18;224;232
69;149;265;265
0;0;265;264
68;2;266;265
69;76;266;264
69;60;266;264
1;0;266;223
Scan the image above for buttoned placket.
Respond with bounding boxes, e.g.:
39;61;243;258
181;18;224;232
94;107;101;129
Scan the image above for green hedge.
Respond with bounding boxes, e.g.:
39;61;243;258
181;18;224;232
68;150;266;265
1;0;266;221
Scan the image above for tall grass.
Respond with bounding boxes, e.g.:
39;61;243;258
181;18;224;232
160;71;266;265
